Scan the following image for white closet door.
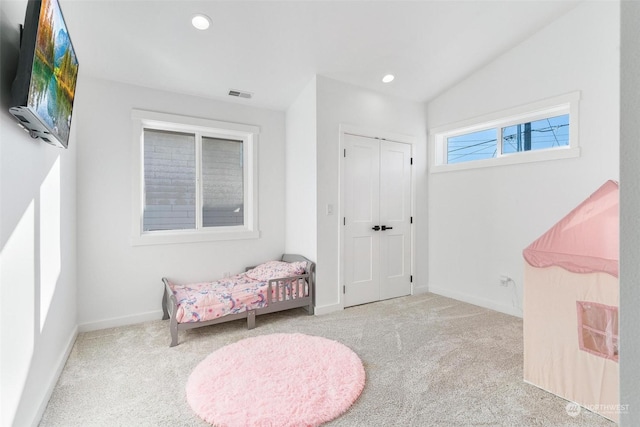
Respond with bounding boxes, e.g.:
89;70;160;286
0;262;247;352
343;134;412;307
344;134;381;307
379;140;412;300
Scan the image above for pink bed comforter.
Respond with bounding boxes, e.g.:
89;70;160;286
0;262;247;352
170;273;268;323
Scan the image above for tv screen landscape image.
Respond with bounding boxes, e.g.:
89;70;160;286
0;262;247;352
10;0;79;149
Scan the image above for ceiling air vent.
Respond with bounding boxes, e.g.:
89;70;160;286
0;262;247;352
228;89;252;99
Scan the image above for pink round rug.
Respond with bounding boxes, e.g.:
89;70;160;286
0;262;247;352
186;333;365;427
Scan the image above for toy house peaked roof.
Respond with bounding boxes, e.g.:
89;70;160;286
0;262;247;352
523;180;619;277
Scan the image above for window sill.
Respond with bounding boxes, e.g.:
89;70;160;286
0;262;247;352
430;146;580;174
131;228;260;246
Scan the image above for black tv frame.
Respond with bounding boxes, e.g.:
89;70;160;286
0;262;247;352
9;0;78;149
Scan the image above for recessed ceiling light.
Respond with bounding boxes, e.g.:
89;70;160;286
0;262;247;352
192;14;211;30
382;74;395;83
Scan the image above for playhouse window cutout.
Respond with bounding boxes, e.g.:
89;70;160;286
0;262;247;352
577;301;618;362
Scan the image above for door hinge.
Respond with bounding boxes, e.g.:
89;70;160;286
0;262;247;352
410;157;413;165
343;285;346;294
410;216;413;224
344;148;346;157
410;275;413;283
343;217;346;226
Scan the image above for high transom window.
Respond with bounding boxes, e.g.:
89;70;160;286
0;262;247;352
447;114;569;164
431;92;580;172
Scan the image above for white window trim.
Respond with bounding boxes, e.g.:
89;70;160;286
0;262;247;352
429;91;581;173
131;109;260;245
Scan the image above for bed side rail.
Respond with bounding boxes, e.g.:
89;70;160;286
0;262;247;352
266;274;311;304
244;254;315;307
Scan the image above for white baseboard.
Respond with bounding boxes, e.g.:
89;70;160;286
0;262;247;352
313;302;343;316
31;325;78;427
78;303;344;330
412;284;430;295
78;309;164;332
77;289;520;331
428;285;523;318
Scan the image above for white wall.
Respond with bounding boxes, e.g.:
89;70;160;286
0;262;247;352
620;1;640;424
425;1;620;316
1;1;78;425
284;77;317;262
315;76;427;312
75;76;286;330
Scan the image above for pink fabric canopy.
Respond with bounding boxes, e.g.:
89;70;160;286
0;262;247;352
523;180;619;277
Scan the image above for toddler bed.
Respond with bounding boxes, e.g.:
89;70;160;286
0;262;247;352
162;254;315;347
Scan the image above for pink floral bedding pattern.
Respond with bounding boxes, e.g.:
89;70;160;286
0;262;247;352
170;261;309;324
170;273;265;323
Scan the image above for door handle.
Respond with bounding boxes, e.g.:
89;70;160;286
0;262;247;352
372;225;381;231
381;225;393;230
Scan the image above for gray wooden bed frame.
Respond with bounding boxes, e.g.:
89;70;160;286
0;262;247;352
162;254;315;347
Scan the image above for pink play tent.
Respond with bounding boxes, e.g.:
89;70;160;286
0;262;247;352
523;180;619;422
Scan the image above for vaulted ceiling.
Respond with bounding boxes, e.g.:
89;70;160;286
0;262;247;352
61;0;581;111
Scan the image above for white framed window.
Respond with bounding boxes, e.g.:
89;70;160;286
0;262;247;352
131;109;259;245
430;92;581;172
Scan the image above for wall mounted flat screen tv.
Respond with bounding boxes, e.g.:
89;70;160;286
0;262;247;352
9;0;79;149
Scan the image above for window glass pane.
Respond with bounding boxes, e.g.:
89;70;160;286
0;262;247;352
502;114;569;154
143;129;195;231
447;129;497;164
202;137;244;227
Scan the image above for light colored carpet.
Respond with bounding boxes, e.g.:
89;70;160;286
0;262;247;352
40;293;614;427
